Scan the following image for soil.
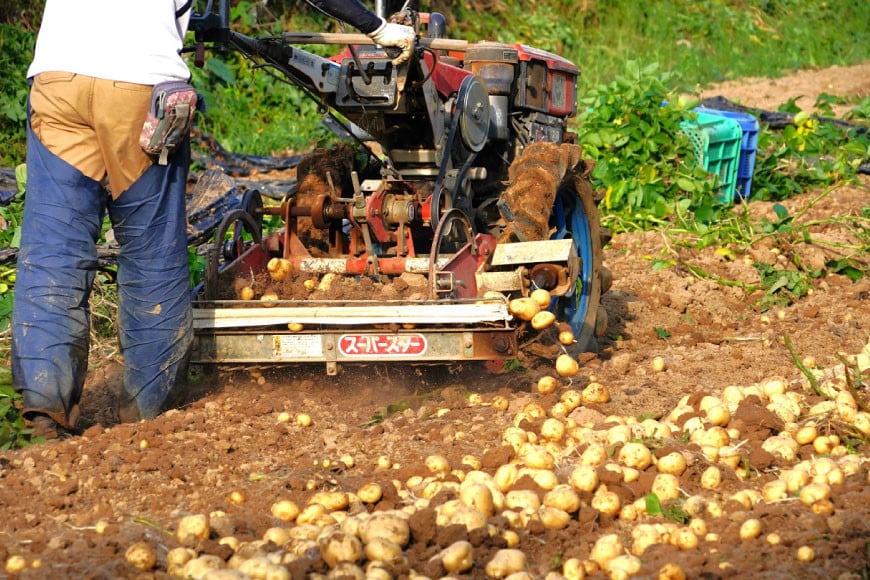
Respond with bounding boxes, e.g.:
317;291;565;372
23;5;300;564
1;64;869;580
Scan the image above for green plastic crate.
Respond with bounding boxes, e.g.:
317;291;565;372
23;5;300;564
680;111;743;203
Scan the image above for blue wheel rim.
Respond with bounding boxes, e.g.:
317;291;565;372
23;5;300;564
549;191;593;338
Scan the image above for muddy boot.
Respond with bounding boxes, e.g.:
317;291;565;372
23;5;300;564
25;412;72;440
117;393;142;424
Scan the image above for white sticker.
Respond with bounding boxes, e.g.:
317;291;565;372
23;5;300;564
273;335;323;359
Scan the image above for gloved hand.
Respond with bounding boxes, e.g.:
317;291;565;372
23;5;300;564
367;19;416;65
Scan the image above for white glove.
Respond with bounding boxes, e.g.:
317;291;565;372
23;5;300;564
367;19;415;65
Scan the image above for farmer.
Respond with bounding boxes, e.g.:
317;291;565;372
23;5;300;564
12;0;414;438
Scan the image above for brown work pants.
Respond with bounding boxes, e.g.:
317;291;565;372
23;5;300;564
29;72;154;198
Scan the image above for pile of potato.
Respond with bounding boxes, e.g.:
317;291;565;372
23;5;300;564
90;337;870;578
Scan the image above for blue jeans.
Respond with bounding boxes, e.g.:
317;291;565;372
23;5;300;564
12;86;192;427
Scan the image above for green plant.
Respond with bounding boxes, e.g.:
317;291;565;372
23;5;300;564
644;492;690;524
753;262;813;311
0;368;41;448
574;62;730;233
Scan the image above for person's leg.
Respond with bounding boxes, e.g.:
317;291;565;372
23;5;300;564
106;134;192;421
12;75;106;431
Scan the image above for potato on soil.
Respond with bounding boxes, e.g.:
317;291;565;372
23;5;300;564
260;289;279;307
555;354;580;377
176;514;210;545
233;277;256;300
267;257;292;281
124;541;157;571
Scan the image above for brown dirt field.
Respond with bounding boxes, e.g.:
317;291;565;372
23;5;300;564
0;63;868;579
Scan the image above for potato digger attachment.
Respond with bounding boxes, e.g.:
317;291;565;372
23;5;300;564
188;5;612;374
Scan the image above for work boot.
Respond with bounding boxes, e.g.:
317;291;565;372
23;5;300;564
25;412;71;441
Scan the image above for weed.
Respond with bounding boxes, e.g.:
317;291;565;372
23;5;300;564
0;368;41;449
644;492;691;524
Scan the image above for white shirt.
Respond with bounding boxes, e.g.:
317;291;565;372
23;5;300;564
28;0;192;85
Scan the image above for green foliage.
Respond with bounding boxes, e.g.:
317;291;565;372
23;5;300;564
753;261;813;311
0;369;41;449
751;97;870;202
189;246;207;289
574;62;722;231
0;25;35;165
644;492;690;524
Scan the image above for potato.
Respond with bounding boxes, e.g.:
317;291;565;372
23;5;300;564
656;452;687;476
506;489;542;511
589;534;623;569
425;454;450;474
706;404;731;427
509;297;541;321
124;542;157;571
591;488;621;516
799;482;831;505
296;503;328;525
460;482;495;517
559;329;576;345
543;484;581;513
296;413;312;427
540;417;566;441
796;545;815;562
359;513;410;547
531;506;568;531
580;444;607;467
630;524;662;555
670;527;699;550
494;463;519;492
581;382;610;404
531;288;552;308
569;465;599;493
762;480;787;503
658;563;687;580
448;504;489;532
181;555;224;578
562;558;586;580
439;541;474;574
485;549;527;578
238;285;255;300
287;322;304;332
739;518;762;540
520;444;555;470
166;546;196;571
318;530;363;568
271;499;300;522
560;389;583;412
357;483;383;504
618;442;652;470
555;354;580;377
260;290;279;307
267;257;291;280
537;375;560;395
531;310;557;330
309;490;349;511
177;514;210;545
651;473;680;501
364;537;404;565
608;554;642;577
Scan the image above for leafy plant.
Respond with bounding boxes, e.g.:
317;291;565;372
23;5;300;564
0;368;41;449
753;262;813;311
573;62;735;233
644;492;690;524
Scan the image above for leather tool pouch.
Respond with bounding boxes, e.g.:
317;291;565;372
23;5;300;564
139;81;197;165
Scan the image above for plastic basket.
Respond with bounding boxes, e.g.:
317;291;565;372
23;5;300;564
694;107;759;200
680;111;743;203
